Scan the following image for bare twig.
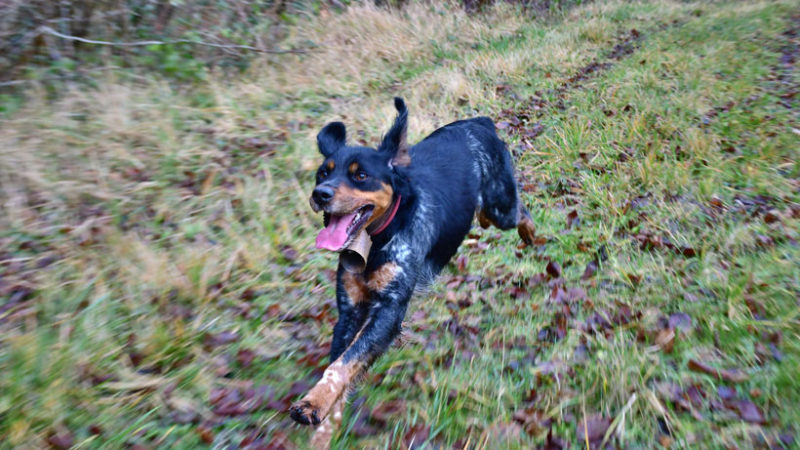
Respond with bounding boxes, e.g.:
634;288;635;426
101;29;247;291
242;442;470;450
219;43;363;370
0;80;30;87
36;25;310;54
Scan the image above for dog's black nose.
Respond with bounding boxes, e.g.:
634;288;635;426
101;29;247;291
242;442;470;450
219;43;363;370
312;186;334;205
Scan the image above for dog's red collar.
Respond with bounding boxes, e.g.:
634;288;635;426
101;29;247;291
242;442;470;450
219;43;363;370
368;194;401;236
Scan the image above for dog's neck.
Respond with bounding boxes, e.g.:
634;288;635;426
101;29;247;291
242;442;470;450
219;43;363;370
367;194;402;236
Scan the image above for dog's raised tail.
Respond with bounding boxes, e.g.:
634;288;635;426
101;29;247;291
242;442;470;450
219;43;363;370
381;98;410;167
394;97;407;116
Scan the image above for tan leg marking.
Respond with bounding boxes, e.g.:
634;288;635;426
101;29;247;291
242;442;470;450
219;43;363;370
290;360;362;425
477;209;495;228
517;208;536;245
367;262;400;293
342;271;369;304
309;397;345;450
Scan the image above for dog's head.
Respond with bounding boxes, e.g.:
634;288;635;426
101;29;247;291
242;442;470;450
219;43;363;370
310;98;410;251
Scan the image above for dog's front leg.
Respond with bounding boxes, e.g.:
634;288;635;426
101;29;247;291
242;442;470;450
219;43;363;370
308;396;344;450
330;266;371;361
305;266;370;449
290;261;414;427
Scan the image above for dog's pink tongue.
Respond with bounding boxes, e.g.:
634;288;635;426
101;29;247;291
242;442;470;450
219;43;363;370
316;212;358;251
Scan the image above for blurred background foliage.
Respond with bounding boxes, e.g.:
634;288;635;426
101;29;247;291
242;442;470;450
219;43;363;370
2;0;316;84
0;0;586;88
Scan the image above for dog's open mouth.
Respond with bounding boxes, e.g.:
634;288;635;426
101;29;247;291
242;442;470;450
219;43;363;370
316;205;374;251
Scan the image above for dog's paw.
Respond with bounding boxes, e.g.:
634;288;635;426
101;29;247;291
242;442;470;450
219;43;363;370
289;400;322;426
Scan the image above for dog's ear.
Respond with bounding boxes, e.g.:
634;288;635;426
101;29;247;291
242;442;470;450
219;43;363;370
317;122;346;157
379;97;410;168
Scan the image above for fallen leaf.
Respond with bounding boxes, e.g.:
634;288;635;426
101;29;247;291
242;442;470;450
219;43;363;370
47;432;74;449
574;343;590;363
403;423;431;449
769;343;784;362
734;399;767;424
566;287;586;302
688;359;749;383
655;327;675;353
581;260;598;280
204;331;240;349
210;385;270;416
196;424;215;444
566;210;580;229
548;284;568;305
370;400;406;426
755;234;774;247
684;384;705;407
668;313;692;332
717;385;737;401
528;272;547;287
764;209;781;223
546;261;562;278
626;273;642;285
576;414;613;446
486;421;523;441
512;406;552;436
542;427;568;449
265;304;282;319
779;433;795;447
537;326;557;343
265;431;292;450
456;255;468;272
709;195;725;209
280;245;299;262
237;348;256;367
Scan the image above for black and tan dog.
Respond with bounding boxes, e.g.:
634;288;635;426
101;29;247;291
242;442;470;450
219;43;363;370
290;98;535;444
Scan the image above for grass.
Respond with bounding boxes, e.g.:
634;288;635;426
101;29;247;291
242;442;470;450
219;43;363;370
1;0;799;448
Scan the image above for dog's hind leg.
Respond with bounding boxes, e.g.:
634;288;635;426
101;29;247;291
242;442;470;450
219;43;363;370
476;158;536;246
477;203;536;245
471;128;536;245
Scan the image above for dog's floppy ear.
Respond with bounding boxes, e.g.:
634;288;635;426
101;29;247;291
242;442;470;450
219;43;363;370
317;122;346;157
379;97;410;167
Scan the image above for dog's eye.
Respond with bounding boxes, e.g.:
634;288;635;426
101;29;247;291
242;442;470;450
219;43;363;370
319;169;328;179
353;170;368;181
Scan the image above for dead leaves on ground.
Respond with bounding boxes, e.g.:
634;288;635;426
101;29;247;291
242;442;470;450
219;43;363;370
657;380;768;425
576;414;615;449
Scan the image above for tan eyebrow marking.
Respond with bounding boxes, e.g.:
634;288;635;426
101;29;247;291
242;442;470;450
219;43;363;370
349;162;359;174
326;160;335;170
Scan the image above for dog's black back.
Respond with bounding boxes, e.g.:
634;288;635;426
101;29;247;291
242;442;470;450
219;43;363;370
371;116;521;279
